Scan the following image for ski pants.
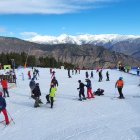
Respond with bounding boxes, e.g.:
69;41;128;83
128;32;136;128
106;76;109;81
99;76;102;82
46;95;54;108
117;87;124;98
87;88;94;98
1;109;9;124
79;90;85;99
3;88;9;97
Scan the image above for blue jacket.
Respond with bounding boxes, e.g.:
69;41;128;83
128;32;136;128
0;96;6;110
86;80;92;89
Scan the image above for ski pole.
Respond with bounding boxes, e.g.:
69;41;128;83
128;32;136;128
7;110;15;124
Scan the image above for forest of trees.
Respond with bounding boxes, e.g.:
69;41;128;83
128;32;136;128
0;52;75;69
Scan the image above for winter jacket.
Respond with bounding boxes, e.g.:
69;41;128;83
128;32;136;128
115;80;124;88
51;78;58;87
0;96;6;110
29;80;36;90
86;80;92;89
32;85;41;97
49;87;57;97
1;80;8;88
77;82;85;91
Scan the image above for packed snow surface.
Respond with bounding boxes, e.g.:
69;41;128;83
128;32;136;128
0;68;140;140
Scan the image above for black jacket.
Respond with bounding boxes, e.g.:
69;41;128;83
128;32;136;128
32;85;41;97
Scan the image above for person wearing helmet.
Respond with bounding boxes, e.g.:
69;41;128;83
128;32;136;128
77;80;86;101
115;77;125;99
0;92;9;125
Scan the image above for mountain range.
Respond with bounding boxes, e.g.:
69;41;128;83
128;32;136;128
28;34;140;59
0;35;139;68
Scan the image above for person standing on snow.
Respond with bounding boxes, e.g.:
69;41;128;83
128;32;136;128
51;71;55;79
77;80;86;101
98;69;103;82
115;77;125;99
1;78;9;97
106;71;110;81
68;69;71;78
137;67;140;75
85;71;89;79
46;84;57;108
32;83;43;108
85;79;94;99
90;71;93;78
28;70;31;79
22;73;24;81
0;92;10;125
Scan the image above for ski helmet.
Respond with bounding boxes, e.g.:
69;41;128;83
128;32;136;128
119;77;123;80
78;80;81;83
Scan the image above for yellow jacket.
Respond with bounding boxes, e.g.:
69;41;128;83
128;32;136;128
49;87;57;97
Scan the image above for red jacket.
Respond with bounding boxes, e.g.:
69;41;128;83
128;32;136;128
1;80;8;88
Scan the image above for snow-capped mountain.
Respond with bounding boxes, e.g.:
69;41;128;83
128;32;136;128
27;34;140;45
27;34;140;59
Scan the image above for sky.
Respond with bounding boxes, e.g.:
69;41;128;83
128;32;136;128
0;0;140;39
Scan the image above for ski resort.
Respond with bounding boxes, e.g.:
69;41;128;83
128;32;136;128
0;67;140;140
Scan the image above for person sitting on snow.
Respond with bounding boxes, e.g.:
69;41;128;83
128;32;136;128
0;92;9;125
94;88;104;96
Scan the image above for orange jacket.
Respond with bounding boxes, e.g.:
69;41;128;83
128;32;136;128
1;80;8;88
116;80;124;87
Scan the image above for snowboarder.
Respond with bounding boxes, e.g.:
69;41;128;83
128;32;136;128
90;71;93;78
46;84;57;108
85;79;94;99
32;83;43;107
77;80;86;101
106;71;109;81
98;70;103;82
85;71;89;79
0;92;9;125
115;77;125;99
1;78;9;97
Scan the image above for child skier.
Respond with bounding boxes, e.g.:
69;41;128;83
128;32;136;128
77;80;86;101
46;84;57;108
0;92;9;125
115;77;125;99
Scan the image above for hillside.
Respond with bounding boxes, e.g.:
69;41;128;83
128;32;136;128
0;36;139;68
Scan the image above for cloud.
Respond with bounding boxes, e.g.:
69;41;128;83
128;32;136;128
20;32;39;37
0;0;115;14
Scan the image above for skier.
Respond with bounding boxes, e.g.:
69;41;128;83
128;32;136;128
22;73;24;81
77;80;86;101
68;69;71;78
28;70;31;79
35;69;39;77
137;67;140;75
72;69;74;75
106;71;109;81
85;71;89;79
46;84;57;108
51;71;55;79
51;77;58;87
29;78;36;96
0;92;9;125
50;68;52;74
90;71;93;78
75;69;77;74
115;77;125;99
85;79;94;99
1;78;9;97
32;83;43;107
98;70;103;82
